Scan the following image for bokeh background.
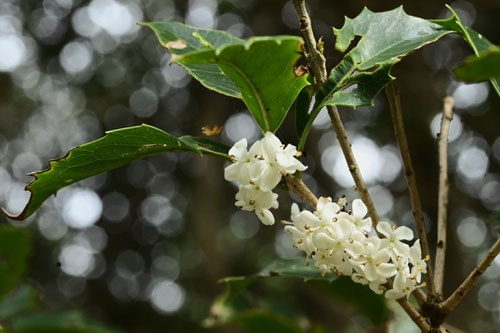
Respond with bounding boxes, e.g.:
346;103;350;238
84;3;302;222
0;0;499;332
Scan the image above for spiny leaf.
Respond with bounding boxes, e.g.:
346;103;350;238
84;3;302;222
217;258;388;326
3;124;230;220
333;7;452;70
432;6;500;94
453;47;500;82
220;258;337;304
298;6;500;150
140;22;242;98
298;7;454;149
175;36;310;132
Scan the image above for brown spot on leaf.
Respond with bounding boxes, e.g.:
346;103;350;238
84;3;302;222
294;65;309;77
165;40;187;51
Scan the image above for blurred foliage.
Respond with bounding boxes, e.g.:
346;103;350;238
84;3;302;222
453;46;500;82
0;226;31;301
205;258;388;331
0;227;120;333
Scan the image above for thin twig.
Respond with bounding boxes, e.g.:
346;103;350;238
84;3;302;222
292;0;380;227
385;81;435;297
397;298;431;332
292;0;327;86
434;97;454;295
327;106;381;227
440;238;500;313
413;288;427;307
284;174;318;208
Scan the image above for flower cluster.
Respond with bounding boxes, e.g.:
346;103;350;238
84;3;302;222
284;197;427;299
224;132;306;225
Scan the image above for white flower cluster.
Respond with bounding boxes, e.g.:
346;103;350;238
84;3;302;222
224;132;307;225
284;197;427;299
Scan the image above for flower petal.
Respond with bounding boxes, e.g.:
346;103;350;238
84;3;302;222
378;263;397;278
228;138;248;160
313;232;336;250
394;226;414;240
376;221;392;238
352;199;367;219
256;208;274;225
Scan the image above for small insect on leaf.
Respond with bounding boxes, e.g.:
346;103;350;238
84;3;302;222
202;124;223;136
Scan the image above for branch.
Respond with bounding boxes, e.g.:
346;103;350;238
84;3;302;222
326;106;381;227
292;0;380;227
292;0;422;325
284;174;318;208
440;238;500;313
413;288;427;307
434;97;454;295
292;0;327;86
397;298;431;332
385;81;435;296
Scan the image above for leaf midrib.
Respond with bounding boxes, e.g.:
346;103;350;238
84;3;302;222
218;58;270;131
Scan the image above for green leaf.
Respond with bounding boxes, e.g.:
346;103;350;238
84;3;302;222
205;310;303;333
219;258;387;325
299;61;397;149
220;258;337;304
295;86;314;141
0;226;31;301
174;36;310;132
431;6;500;93
311;278;389;325
3;124;230;220
298;6;454;149
453;47;500;82
0;285;38;321
333;7;451;70
140;22;242;98
10;311;121;333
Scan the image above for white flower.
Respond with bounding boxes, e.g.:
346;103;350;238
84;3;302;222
350;237;395;282
247;155;283;192
260;132;307;174
276;144;307;174
235;184;278;225
284;203;320;255
313;218;364;260
224;138;257;184
225;132;308;225
338;199;372;234
385;271;418;299
315;197;340;223
351;270;387;295
376;221;413;256
409;239;427;283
